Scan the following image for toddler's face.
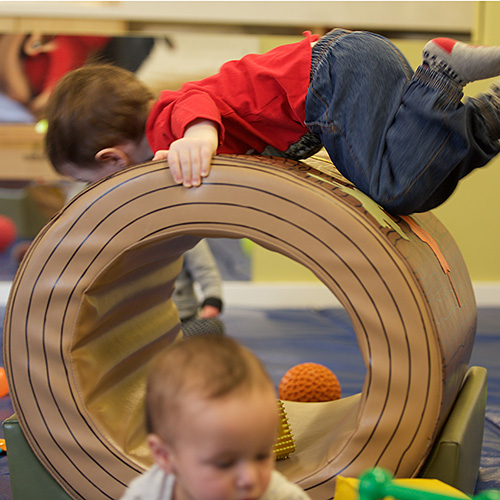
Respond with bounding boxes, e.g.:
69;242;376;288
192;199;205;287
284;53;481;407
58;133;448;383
165;387;278;500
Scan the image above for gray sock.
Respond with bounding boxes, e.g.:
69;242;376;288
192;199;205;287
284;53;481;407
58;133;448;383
423;38;500;87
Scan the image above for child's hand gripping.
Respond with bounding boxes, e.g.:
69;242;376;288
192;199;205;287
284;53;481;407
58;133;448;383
153;119;218;188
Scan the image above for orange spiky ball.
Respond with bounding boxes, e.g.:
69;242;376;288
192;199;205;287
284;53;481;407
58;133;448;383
278;362;341;402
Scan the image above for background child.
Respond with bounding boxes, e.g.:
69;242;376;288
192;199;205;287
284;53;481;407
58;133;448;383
120;335;310;500
175;239;226;338
174;239;223;323
45;29;500;215
0;33;156;119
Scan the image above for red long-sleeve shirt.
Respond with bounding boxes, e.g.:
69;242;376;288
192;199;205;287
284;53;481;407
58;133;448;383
146;32;319;156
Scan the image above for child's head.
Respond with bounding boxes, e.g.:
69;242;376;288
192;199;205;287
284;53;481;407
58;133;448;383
44;64;154;183
146;335;279;500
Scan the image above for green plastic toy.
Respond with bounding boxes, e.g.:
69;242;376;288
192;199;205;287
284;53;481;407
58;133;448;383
358;468;500;500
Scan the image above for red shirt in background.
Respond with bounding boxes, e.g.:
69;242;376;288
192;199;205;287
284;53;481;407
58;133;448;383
24;35;110;96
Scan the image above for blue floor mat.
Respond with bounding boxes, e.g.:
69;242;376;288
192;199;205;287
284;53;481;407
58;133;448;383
468;308;500;492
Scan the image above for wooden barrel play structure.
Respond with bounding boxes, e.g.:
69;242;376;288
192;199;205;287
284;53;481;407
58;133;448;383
3;154;477;499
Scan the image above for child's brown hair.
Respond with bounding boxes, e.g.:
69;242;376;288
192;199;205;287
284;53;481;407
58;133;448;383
45;64;154;173
146;335;275;443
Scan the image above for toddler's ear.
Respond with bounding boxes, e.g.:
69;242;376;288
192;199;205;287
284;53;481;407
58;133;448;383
95;147;130;170
147;434;175;474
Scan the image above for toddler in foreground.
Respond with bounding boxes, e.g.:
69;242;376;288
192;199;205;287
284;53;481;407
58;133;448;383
46;29;500;214
120;335;310;500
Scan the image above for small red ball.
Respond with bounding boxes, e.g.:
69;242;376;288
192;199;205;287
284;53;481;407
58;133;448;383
279;362;341;402
0;215;17;253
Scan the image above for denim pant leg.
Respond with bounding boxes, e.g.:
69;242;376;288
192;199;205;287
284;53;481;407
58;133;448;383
305;29;500;214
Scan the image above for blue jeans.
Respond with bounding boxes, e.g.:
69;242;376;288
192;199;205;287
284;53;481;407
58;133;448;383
305;29;500;214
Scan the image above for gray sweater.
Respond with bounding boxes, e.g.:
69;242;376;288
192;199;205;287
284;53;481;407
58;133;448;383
174;239;223;320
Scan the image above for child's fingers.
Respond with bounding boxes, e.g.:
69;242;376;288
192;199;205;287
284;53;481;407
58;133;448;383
177;148;194;188
153;150;169;161
201;145;213;178
188;145;213;184
189;150;203;187
167;150;183;184
201;305;220;318
167;146;195;187
165;139;214;188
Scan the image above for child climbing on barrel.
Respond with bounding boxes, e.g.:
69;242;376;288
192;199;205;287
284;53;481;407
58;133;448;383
120;335;310;500
45;29;500;215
